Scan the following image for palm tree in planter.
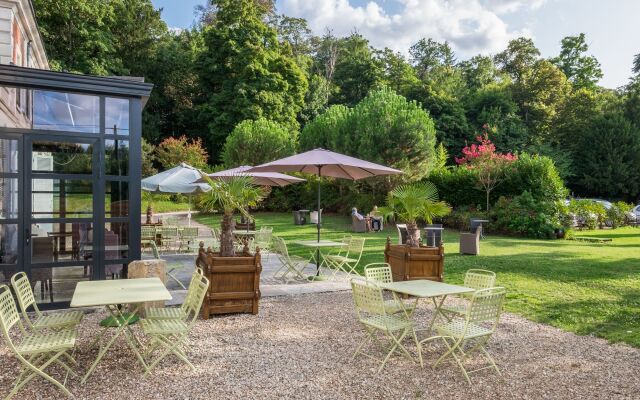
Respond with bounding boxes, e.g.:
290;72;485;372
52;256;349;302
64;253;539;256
200;176;266;256
380;181;451;247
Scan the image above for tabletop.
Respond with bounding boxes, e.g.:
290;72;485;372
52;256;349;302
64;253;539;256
70;277;172;308
295;240;345;248
379;280;473;298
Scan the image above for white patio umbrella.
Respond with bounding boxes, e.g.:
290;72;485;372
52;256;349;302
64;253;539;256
249;148;402;277
141;163;211;226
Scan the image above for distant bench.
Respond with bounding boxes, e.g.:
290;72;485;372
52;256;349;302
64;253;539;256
573;236;612;243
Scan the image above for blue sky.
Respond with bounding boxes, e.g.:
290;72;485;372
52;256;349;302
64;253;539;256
151;0;640;89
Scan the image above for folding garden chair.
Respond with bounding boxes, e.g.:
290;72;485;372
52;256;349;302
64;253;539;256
272;236;307;282
440;269;496;318
324;237;365;279
10;272;83;331
146;268;205;321
0;285;77;399
363;263;415;316
350;279;420;372
419;287;506;384
141;273;209;374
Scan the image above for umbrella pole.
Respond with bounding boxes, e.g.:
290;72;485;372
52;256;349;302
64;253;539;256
316;166;322;276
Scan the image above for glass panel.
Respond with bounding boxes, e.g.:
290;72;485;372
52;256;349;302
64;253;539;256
33;265;91;304
105;139;129;176
0;139;18;173
0;224;18;264
105;98;130;135
106;181;128;217
0;178;18;219
105;222;128;260
32;179;93;218
31;222;93;263
32;141;93;174
33;90;99;133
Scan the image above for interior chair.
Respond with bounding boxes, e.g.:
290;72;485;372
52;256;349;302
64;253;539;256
350;279;420;372
419;287;506;384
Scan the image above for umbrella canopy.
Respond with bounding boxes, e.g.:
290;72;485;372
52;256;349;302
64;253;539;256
141;163;211;194
249;149;402;278
248;148;402;180
196;165;306;187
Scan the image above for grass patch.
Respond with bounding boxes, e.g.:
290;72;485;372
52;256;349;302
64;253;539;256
194;212;640;348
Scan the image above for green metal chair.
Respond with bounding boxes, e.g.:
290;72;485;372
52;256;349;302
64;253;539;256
146;268;205;321
419;287;506;384
272;236;307;281
440;269;497;318
350;279;420;372
0;284;77;399
179;227;199;253
324;237;366;279
363;263;415;316
10;272;83;331
141;273;209;374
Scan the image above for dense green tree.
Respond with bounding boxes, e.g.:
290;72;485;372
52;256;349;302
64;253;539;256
196;0;307;161
330;34;382;106
551;33;603;90
222;118;297;167
494;37;540;82
573;114;640;200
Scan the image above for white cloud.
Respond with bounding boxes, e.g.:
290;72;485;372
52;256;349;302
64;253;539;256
278;0;534;58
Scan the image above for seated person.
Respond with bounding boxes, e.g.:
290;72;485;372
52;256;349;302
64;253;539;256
368;206;383;232
352;207;372;232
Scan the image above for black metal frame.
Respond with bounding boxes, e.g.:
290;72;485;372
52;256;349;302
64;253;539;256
0;65;151;309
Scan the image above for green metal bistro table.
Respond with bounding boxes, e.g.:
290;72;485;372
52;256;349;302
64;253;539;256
295;240;345;280
71;277;172;384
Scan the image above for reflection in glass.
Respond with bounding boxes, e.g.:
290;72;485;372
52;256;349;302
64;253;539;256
33;265;91;304
105;222;128;260
106;181;128;217
31;222;93;263
0;224;18;264
32;179;92;218
105;98;130;135
32;141;93;174
0;178;18;219
33;90;99;133
0;139;18;173
105;139;129;176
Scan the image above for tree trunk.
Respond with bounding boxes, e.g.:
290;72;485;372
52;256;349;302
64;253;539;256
406;222;421;247
220;212;236;257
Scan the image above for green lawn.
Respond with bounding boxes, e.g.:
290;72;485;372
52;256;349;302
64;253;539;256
194;212;640;348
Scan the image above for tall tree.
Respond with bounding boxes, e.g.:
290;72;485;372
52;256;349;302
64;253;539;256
196;0;307;161
494;37;540;82
551;33;603;90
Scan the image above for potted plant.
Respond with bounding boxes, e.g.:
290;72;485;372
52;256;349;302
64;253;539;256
196;176;266;317
380;182;452;282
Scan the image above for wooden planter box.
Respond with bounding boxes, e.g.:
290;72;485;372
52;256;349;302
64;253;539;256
384;237;444;282
196;243;262;318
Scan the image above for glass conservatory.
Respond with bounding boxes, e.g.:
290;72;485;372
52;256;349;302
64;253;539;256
0;64;153;308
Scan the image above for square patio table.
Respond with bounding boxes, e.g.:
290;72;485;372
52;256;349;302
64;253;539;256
71;278;172;383
378;280;474;332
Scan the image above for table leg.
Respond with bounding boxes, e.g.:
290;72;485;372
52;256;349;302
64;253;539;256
81;304;147;384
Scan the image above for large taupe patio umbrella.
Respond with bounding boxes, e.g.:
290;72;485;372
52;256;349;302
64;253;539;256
196;165;306;187
249;148;402;276
141;163;211;226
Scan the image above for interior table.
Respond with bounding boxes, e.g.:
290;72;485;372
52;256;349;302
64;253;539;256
294;239;345;279
70;277;172;383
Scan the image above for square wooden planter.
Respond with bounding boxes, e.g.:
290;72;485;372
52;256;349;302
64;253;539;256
384;237;444;282
196;243;262;318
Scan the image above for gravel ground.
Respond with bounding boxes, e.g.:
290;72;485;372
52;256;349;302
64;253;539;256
1;292;639;399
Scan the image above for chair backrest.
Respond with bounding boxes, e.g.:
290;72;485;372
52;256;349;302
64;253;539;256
351;279;387;317
183;274;210;325
0;284;24;342
464;269;496;290
363;263;393;284
10;272;40;320
396;224;408;245
466;287;506;329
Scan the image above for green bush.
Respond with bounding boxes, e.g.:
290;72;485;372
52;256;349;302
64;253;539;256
490;191;557;239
